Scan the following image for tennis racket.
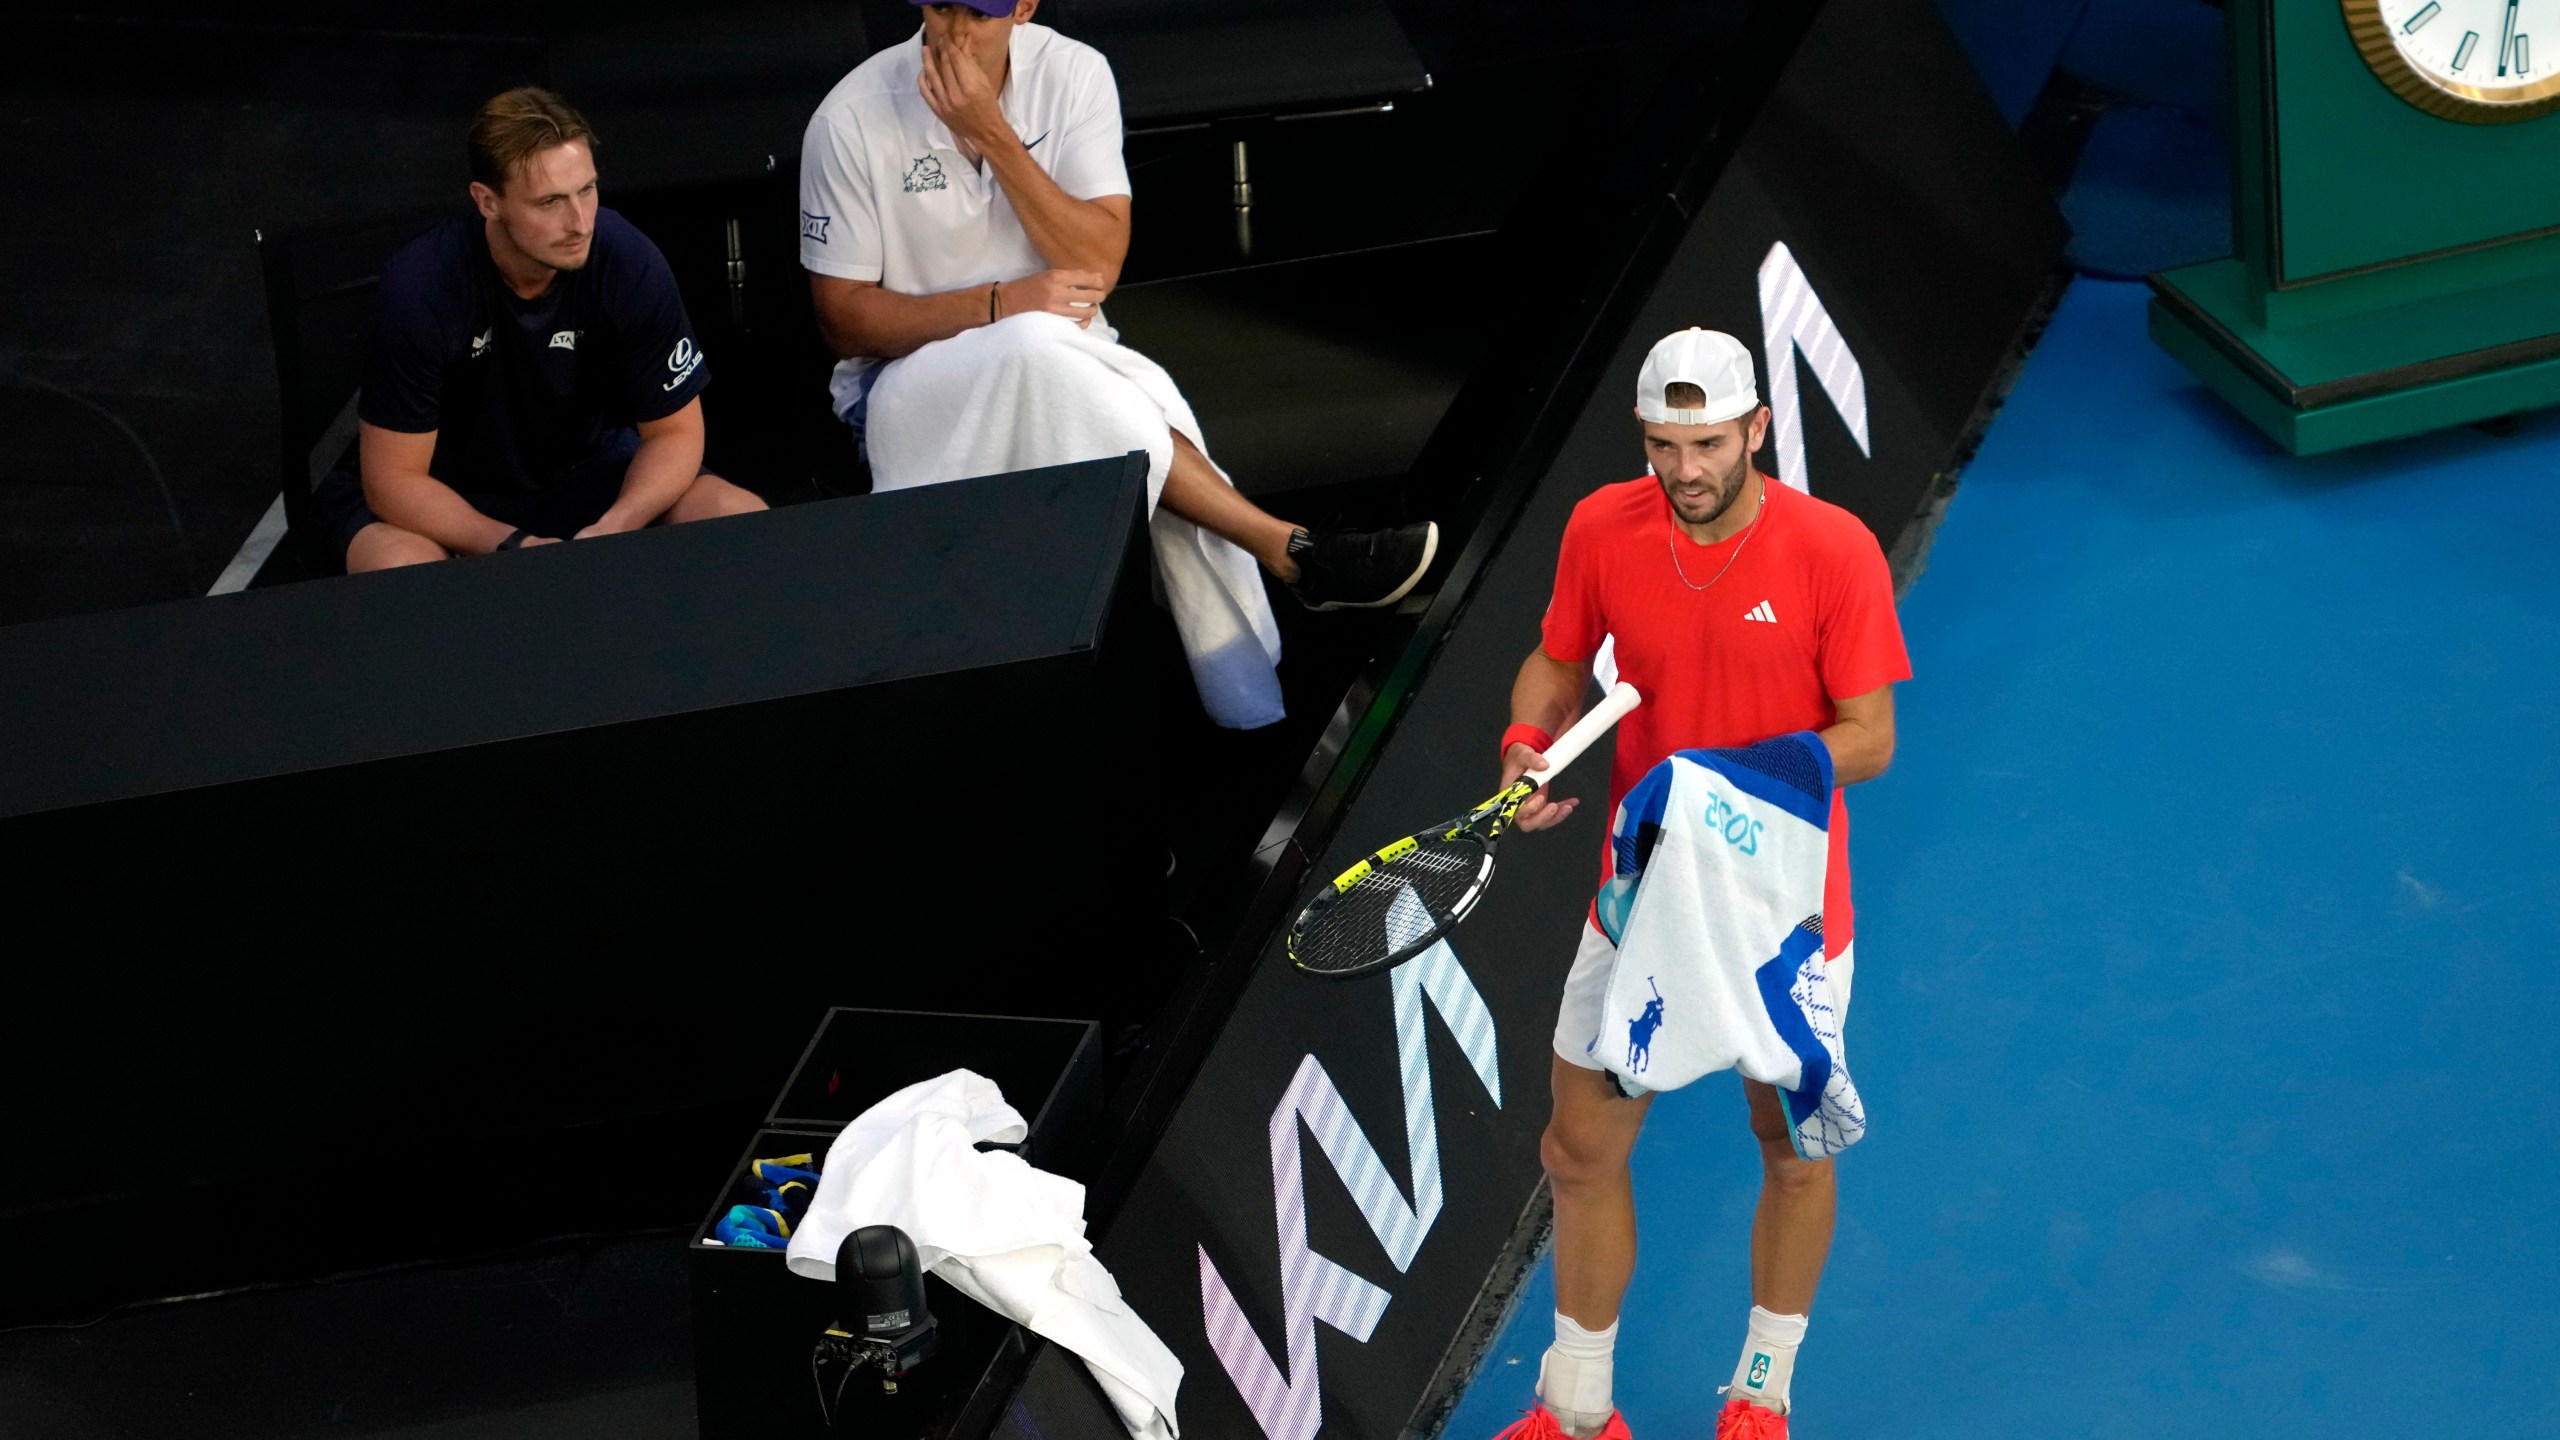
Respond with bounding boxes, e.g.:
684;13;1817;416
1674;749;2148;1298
1287;683;1642;981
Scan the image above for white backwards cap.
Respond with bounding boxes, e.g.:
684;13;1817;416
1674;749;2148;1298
1636;328;1759;426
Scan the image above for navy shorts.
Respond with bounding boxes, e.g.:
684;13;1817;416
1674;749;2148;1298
313;427;643;559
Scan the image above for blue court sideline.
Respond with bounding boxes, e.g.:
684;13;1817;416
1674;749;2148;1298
1443;278;2560;1438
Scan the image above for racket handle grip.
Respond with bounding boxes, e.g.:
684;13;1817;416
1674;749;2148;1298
1530;683;1641;786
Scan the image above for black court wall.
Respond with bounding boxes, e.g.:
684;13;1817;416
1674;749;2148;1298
993;0;2061;1434
0;459;1163;1323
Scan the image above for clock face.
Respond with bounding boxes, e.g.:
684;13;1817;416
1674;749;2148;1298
2347;0;2560;120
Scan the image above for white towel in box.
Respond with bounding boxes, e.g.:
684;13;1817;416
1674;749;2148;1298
864;313;1285;730
786;1068;1183;1439
1586;733;1866;1159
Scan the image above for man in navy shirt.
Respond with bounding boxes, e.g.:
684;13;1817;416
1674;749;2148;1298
318;87;764;571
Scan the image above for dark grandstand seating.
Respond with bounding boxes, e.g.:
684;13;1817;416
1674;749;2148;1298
1045;0;1429;126
855;0;1429;129
254;212;435;577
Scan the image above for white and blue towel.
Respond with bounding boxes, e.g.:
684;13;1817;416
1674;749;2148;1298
1587;733;1866;1159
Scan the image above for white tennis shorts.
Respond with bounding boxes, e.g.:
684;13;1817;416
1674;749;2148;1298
1550;917;1857;1072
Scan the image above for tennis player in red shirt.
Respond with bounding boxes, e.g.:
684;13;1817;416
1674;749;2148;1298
1487;329;1911;1440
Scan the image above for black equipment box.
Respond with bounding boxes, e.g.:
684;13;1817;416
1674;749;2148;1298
690;1009;1102;1440
768;1008;1103;1171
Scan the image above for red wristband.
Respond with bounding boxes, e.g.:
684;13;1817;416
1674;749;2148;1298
1501;723;1555;759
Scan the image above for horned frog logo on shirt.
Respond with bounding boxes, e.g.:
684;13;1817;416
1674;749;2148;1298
903;155;948;193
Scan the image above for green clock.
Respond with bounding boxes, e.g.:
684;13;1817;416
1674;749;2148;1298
2149;0;2560;452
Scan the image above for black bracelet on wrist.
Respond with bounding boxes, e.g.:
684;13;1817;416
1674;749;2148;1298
495;528;531;552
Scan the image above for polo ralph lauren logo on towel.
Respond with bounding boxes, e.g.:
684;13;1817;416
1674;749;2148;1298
904;155;948;193
1627;977;1665;1074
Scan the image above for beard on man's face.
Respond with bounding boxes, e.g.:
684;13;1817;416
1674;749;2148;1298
503;218;591;274
1659;446;1753;529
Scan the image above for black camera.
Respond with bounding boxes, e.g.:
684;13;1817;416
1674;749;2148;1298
812;1225;941;1423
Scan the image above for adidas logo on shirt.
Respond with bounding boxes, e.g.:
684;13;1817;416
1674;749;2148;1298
1743;601;1777;624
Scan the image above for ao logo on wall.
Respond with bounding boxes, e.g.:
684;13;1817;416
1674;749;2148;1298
1758;241;1870;497
1195;889;1503;1440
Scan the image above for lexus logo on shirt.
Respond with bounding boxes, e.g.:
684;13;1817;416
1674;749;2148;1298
662;337;702;392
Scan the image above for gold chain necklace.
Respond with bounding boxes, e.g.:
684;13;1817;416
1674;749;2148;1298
1667;476;1766;592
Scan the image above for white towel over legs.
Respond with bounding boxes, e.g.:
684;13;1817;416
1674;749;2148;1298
864;314;1286;730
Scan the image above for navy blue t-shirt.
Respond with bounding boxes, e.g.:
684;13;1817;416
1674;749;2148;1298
360;207;710;495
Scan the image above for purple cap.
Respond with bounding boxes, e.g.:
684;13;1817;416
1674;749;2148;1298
911;0;1016;15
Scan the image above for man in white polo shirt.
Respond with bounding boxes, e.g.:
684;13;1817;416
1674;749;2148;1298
799;0;1438;642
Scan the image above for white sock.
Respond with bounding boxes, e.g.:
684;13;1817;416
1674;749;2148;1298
1536;1311;1618;1438
1726;1306;1807;1414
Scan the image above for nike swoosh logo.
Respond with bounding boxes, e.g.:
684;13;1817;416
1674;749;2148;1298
1023;130;1051;149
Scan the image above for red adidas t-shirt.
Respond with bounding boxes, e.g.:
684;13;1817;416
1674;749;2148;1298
1540;474;1911;955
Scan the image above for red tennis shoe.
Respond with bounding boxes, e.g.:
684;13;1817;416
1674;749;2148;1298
1714;1398;1786;1439
1488;1402;1633;1440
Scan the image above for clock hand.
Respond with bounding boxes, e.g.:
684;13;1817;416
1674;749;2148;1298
2501;0;2521;75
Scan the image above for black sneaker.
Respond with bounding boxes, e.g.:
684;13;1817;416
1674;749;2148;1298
1286;522;1439;611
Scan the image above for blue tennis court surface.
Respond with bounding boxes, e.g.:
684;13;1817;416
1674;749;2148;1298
1442;278;2560;1438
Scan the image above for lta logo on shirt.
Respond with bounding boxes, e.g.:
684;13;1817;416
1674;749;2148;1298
903;155;947;193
